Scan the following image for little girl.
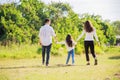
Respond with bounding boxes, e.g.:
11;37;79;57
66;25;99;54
57;34;76;65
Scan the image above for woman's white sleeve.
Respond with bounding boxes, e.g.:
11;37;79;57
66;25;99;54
94;29;99;41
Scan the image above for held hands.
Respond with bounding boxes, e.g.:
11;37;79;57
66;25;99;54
54;36;58;43
97;42;100;46
38;42;42;46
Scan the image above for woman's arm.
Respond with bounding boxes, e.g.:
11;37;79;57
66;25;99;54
76;30;85;41
93;29;100;46
93;29;99;42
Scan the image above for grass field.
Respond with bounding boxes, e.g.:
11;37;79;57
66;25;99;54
0;49;120;80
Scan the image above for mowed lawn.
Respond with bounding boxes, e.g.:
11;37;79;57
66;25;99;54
0;53;120;80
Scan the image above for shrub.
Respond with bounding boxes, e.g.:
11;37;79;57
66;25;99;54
75;44;84;55
51;43;67;56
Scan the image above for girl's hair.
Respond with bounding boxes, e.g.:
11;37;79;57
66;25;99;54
66;34;73;47
84;20;94;32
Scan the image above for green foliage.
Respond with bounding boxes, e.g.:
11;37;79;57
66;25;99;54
104;46;120;54
112;20;120;35
0;44;41;59
51;43;67;56
0;0;117;56
75;43;84;55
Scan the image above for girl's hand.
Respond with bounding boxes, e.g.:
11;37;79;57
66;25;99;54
75;42;77;45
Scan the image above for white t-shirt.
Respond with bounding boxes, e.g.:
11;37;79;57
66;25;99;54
39;24;56;46
57;41;76;51
77;28;99;41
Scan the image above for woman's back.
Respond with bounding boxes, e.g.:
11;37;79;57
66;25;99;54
84;28;98;41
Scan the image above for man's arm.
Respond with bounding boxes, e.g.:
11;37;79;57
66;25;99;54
51;27;57;42
39;38;42;45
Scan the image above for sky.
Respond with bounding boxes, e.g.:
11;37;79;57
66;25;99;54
41;0;120;21
0;0;120;21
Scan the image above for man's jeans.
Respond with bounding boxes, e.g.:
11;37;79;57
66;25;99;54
42;44;52;65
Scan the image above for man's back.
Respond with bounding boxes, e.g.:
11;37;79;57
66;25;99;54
39;24;56;46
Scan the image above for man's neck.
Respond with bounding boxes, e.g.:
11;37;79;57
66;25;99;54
45;23;49;26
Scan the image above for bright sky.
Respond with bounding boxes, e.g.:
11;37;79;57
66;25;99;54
41;0;120;21
0;0;120;21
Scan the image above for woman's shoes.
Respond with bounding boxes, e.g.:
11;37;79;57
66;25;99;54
86;63;90;65
86;60;98;65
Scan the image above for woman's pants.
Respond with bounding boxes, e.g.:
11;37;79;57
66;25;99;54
84;41;96;61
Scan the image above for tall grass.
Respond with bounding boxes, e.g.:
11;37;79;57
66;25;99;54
0;44;41;59
0;43;119;59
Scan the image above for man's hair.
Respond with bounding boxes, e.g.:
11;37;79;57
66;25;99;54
44;18;50;24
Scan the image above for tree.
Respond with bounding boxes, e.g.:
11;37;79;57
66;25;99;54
112;20;120;35
0;1;116;46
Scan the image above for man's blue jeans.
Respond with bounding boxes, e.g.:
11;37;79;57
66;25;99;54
66;49;75;64
42;44;52;65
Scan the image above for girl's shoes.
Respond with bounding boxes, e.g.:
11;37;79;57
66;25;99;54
94;59;98;65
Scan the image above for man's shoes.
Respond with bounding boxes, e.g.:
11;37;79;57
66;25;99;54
46;64;48;66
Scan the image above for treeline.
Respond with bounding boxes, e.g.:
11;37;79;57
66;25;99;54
0;0;117;46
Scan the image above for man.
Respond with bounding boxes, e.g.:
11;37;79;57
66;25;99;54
39;18;56;66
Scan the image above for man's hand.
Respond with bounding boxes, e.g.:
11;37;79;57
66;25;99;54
38;42;42;46
39;42;42;46
39;39;42;46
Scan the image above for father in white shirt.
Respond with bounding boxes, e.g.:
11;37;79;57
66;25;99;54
39;18;56;66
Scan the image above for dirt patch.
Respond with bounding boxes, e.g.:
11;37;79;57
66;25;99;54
104;77;111;80
114;73;120;79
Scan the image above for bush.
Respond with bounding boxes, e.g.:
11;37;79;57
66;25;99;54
51;43;67;56
95;45;104;54
75;44;84;55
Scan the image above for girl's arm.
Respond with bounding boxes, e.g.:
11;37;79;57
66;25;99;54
76;30;85;41
56;41;65;44
72;40;77;45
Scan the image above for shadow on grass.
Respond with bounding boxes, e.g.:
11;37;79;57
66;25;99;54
109;55;120;60
0;65;42;69
0;64;82;69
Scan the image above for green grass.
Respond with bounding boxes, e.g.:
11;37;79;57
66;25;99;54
0;49;120;80
0;44;41;59
0;43;106;59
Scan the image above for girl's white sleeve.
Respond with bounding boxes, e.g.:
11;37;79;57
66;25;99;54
93;29;99;41
77;30;85;41
57;41;65;44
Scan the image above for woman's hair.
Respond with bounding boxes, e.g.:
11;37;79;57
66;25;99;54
66;34;73;47
84;20;94;32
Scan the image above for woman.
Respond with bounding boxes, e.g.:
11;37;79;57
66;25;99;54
77;20;100;65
